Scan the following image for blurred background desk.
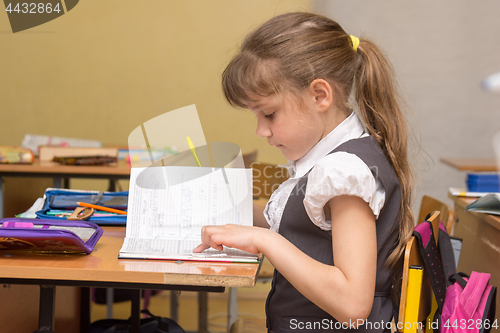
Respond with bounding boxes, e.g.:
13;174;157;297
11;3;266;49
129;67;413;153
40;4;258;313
441;157;498;172
448;194;500;322
0;226;262;333
0;160;131;218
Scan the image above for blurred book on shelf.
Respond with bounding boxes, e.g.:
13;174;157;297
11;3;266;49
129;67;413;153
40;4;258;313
0;146;34;164
118;147;178;164
39;146;118;166
21;134;102;156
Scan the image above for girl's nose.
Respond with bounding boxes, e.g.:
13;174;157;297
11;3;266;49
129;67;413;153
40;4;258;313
256;119;272;138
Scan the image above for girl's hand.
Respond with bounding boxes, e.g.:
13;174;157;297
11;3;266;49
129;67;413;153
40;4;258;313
193;224;266;254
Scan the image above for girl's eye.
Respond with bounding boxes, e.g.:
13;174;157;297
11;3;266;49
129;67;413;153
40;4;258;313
265;112;275;119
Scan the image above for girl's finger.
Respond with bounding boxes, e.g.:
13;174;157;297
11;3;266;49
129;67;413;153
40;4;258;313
198;226;210;247
195;226;225;252
193;243;210;253
211;243;224;251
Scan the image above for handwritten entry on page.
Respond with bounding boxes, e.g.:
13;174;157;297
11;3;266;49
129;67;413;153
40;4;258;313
118;166;257;262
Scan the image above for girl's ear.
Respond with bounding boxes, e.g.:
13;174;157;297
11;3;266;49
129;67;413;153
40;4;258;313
309;79;334;113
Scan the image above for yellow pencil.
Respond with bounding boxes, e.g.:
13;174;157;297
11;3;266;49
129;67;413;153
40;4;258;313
76;202;127;215
186;136;202;167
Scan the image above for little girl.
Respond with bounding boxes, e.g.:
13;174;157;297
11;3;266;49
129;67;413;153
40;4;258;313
194;12;413;332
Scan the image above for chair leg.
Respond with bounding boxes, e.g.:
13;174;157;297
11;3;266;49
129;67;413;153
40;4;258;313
80;287;91;333
170;291;179;322
198;292;208;333
227;287;238;332
130;289;141;333
34;285;56;333
142;289;152;312
106;288;114;319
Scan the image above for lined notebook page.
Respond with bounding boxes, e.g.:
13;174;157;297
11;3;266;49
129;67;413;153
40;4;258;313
119;166;253;258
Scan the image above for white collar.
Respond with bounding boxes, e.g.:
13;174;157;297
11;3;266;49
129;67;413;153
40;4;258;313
285;112;366;179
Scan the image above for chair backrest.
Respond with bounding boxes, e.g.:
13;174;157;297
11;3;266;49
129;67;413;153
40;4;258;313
242;150;258;169
250;162;289;199
418;195;454;234
398;210;440;331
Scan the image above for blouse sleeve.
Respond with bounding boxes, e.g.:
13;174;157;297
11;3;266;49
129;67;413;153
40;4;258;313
304;152;386;231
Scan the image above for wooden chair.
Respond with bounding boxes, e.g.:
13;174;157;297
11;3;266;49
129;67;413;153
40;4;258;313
250;162;289;199
417;195;454;234
230;318;267;333
242;150;258;169
398;210;440;332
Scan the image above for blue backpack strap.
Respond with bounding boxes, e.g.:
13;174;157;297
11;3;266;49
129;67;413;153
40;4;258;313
413;221;447;309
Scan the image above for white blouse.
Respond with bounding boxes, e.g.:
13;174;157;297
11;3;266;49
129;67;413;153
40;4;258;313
264;112;386;232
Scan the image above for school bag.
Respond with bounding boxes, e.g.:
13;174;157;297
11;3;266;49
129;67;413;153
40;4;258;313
441;272;496;333
90;309;185;333
412;219;497;333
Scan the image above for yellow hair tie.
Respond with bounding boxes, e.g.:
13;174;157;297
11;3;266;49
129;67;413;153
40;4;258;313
350;35;360;52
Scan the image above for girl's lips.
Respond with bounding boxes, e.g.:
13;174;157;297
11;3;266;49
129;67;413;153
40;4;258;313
269;141;283;148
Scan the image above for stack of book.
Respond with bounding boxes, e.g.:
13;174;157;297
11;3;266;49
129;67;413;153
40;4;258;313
466;173;500;192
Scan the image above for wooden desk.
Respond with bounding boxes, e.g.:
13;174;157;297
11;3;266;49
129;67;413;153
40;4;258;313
0;160;132;218
448;195;500;322
0;160;131;179
441;157;498;172
0;226;261;333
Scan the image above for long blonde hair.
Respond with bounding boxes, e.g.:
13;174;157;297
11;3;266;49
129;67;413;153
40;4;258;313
222;12;414;275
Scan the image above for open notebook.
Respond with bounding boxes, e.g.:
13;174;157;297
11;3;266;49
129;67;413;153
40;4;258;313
118;166;258;263
465;193;500;215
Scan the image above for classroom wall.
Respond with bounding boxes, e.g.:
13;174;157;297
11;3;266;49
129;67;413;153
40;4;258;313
313;0;500;213
0;0;312;165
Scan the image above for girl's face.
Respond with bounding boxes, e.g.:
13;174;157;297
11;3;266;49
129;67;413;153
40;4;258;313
247;93;327;161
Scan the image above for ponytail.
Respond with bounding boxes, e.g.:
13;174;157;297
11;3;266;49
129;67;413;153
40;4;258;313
355;39;414;293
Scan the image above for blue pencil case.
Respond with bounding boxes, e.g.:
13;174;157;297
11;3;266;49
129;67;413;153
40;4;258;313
466;173;500;192
36;189;128;226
